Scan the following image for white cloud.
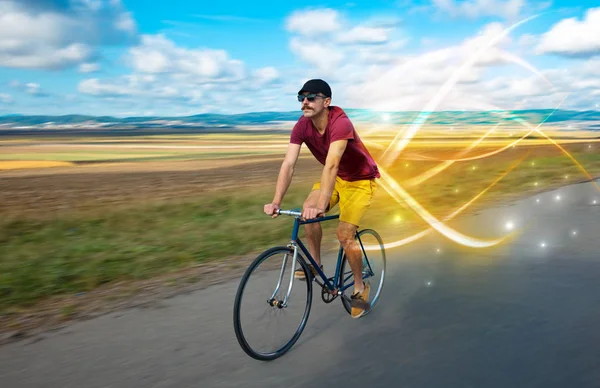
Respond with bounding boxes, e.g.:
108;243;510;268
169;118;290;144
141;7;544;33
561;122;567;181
448;59;599;110
339;22;571;111
128;35;245;81
77;34;284;113
115;11;136;33
285;13;553;112
581;58;600;77
0;93;13;104
78;78;138;96
305;17;596;112
337;26;390;44
6;80;49;97
431;0;526;20
0;0;136;70
479;75;550;100
517;33;537;50
289;38;344;74
253;67;280;85
0;43;92;69
287;9;407;74
285;8;341;36
356;41;407;64
25;83;41;95
460;22;513;66
536;8;600;57
130;47;170;73
79;63;101;73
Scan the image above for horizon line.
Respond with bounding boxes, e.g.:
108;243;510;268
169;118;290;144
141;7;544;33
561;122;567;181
2;108;600;119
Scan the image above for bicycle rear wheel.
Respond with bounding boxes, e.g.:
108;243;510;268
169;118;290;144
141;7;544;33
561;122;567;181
233;246;312;361
340;229;386;316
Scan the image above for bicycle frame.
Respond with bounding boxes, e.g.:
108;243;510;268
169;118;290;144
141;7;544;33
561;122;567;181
282;210;372;295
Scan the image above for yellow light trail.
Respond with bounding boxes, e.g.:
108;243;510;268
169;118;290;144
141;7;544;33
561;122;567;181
485;102;600;191
368;104;564;250
404;125;497;187
363;154;527;250
400;99;567;197
403;95;569;165
377;168;514;248
531;126;600;192
359;13;599;252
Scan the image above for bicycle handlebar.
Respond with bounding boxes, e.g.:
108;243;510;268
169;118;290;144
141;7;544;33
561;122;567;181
274;208;340;222
276;209;302;217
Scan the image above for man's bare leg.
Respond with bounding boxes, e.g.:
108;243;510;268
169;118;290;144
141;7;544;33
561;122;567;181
336;221;364;293
303;190;322;266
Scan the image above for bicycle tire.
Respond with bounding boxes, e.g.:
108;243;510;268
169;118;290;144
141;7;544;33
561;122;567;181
233;246;312;361
340;229;386;316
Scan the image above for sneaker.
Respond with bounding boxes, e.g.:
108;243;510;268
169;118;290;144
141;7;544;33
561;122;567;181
294;264;323;280
351;282;371;318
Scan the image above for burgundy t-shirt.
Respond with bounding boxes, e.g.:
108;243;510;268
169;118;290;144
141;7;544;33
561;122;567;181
290;106;380;182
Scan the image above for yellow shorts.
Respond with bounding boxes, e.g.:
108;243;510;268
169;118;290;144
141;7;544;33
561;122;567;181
312;177;377;227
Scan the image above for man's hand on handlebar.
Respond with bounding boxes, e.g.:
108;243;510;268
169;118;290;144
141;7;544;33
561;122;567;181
302;207;325;220
264;203;280;218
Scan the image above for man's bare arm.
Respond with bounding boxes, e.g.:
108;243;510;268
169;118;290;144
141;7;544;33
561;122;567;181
316;139;347;211
271;143;302;207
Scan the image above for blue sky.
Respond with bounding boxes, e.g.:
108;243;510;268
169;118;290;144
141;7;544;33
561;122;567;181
0;0;599;116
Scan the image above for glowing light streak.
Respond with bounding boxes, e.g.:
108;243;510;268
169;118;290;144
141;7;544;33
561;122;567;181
447;153;527;218
363;153;526;250
529;127;600;192
404;125;498;187
376;168;512;248
404;98;568;164
360;14;599;253
498;50;555;88
379;14;541;167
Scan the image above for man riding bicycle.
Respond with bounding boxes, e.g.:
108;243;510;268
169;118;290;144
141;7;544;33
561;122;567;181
264;79;380;318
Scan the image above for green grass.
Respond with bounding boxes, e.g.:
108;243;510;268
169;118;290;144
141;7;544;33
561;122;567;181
0;185;340;312
1;145;599;312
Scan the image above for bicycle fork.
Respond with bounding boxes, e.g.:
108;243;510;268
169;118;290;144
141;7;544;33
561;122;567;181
268;245;298;308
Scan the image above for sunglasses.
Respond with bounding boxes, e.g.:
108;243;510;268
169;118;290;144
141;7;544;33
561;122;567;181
297;93;327;102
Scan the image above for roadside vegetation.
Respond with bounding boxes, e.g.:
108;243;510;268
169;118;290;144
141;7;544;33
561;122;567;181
1;132;599;314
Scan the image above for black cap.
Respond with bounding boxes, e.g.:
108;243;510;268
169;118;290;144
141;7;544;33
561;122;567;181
298;79;332;98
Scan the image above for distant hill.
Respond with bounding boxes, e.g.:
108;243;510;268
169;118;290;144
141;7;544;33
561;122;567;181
1;109;599;129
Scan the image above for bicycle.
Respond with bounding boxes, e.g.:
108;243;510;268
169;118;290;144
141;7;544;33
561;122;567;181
233;208;386;361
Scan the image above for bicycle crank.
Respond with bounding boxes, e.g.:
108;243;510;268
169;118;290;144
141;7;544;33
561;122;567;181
320;286;339;303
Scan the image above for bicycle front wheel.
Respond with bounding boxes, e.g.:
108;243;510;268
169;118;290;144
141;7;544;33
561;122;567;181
233;246;312;361
341;229;386;316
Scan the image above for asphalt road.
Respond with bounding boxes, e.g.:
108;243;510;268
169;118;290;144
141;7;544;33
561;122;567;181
2;179;600;388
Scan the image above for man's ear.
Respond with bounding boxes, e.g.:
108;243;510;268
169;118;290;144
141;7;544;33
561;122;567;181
324;97;331;108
